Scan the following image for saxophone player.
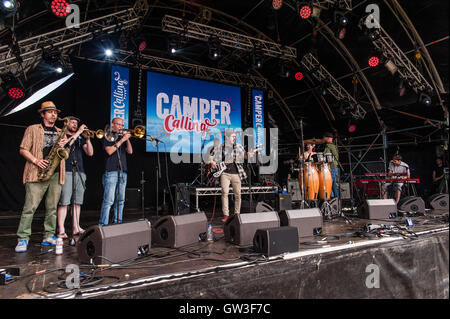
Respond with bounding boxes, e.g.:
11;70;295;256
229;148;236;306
15;101;69;253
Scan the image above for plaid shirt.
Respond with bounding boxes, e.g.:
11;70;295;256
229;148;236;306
210;143;247;181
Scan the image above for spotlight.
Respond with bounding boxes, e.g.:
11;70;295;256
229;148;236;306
368;55;380;67
418;92;432;106
295;72;303;81
317;82;328;96
55;67;63;73
297;2;312;19
138;40;147;52
278;61;290;78
251;48;264;69
367;30;380;41
49;0;70;18
384;60;398;75
8;87;23;99
168;36;180;55
105;48;113;57
348;120;357;133
2;0;16;10
1;72;24;100
272;0;283;10
397;79;406;97
208;36;221;61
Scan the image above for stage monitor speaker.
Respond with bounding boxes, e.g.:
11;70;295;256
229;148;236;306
240;200;274;213
339;183;351;199
360;199;397;219
152;212;207;248
428;193;449;211
224;211;280;246
275;193;292;211
288;181;302;201
397;196;425;214
78;219;151;265
278;208;323;238
253;227;299;257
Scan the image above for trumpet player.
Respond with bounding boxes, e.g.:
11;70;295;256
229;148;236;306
56;116;93;239
15;101;69;253
99;117;133;226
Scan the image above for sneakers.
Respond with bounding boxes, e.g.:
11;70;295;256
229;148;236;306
221;215;229;223
41;236;57;246
15;240;29;253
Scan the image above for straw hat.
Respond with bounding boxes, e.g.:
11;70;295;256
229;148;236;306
37;101;61;113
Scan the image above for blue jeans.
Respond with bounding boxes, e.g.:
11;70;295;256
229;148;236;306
99;171;127;226
330;167;339;198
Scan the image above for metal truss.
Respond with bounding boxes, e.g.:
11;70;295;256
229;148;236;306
300;53;367;119
366;25;433;94
311;0;353;11
84;49;268;89
161;15;297;59
0;0;149;76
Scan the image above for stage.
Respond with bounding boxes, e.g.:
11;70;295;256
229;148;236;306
0;207;448;301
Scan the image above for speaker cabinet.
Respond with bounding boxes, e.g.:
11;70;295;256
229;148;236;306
428;193;449;211
339;183;351;199
78;220;151;264
360;199;397;219
275;193;292;211
253;227;299;257
278;208;323;238
288;181;302;201
224;211;280;246
152;212;207;248
397;196;425;214
240;200;274;213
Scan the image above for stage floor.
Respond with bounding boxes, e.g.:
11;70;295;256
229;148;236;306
0;208;448;300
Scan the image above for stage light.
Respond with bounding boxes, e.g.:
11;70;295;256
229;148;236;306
272;0;283;10
2;0;15;10
368;55;380;67
278;62;290;78
367;30;380;41
419;92;432;106
208;36;221;61
168;36;180;55
105;48;113;57
384;60;398;75
298;2;312;19
138;40;147;52
55;66;63;73
295;72;303;81
348;120;357;133
49;0;70;18
8;87;23;99
397;79;406;97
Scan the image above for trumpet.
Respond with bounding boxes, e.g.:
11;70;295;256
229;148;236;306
81;129;105;139
119;125;157;141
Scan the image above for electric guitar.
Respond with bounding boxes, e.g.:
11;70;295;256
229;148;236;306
209;145;263;179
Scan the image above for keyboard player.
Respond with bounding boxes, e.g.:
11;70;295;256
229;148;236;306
381;154;410;203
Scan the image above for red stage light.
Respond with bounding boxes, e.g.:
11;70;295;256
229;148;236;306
50;0;69;17
138;41;147;52
272;0;283;10
368;56;380;67
9;87;24;99
348;123;357;133
295;72;304;81
299;5;312;19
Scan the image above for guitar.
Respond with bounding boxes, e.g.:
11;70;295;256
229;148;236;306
209;145;263;179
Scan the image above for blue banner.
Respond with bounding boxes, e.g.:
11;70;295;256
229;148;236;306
146;72;242;153
110;65;129;129
252;89;264;150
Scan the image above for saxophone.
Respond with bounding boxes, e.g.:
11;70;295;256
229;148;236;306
38;117;70;182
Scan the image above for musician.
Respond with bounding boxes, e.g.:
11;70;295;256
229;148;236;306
15;101;68;253
381;154;410;203
322;132;339;198
432;157;447;194
56;116;93;238
99;117;133;226
209;129;254;223
300;143;316;162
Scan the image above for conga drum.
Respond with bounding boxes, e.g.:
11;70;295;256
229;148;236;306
317;163;332;199
300;162;319;200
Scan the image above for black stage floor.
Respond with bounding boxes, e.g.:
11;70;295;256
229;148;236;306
0;207;448;301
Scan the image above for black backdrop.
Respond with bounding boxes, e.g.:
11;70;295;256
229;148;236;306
0;59;441;213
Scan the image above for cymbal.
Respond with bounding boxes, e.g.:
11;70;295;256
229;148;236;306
303;138;324;144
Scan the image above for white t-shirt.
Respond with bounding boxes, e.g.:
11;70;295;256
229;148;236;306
388;161;410;176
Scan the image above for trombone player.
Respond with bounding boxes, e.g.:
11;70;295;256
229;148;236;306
99;117;133;226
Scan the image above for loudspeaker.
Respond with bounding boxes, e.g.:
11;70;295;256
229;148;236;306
240;200;274;213
224;211;280;246
397;196;425;214
339;183;351;199
278;208;323;238
125;188;141;209
275;193;292;211
428;193;449;211
360;199;397;219
288;181;302;201
152;212;207;248
253;227;299;257
78;219;151;264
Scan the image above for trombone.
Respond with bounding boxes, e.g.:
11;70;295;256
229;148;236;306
119;125;157;142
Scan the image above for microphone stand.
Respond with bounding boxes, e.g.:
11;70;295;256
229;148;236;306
115;138;125;225
155;139;161;217
140;171;145;220
298;119;307;209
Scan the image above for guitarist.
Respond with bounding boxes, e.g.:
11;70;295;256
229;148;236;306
209;129;254;223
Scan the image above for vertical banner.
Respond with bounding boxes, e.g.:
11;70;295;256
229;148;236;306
252;89;265;151
110;65;129;129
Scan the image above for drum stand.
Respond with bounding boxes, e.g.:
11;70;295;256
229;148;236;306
298;118;310;209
